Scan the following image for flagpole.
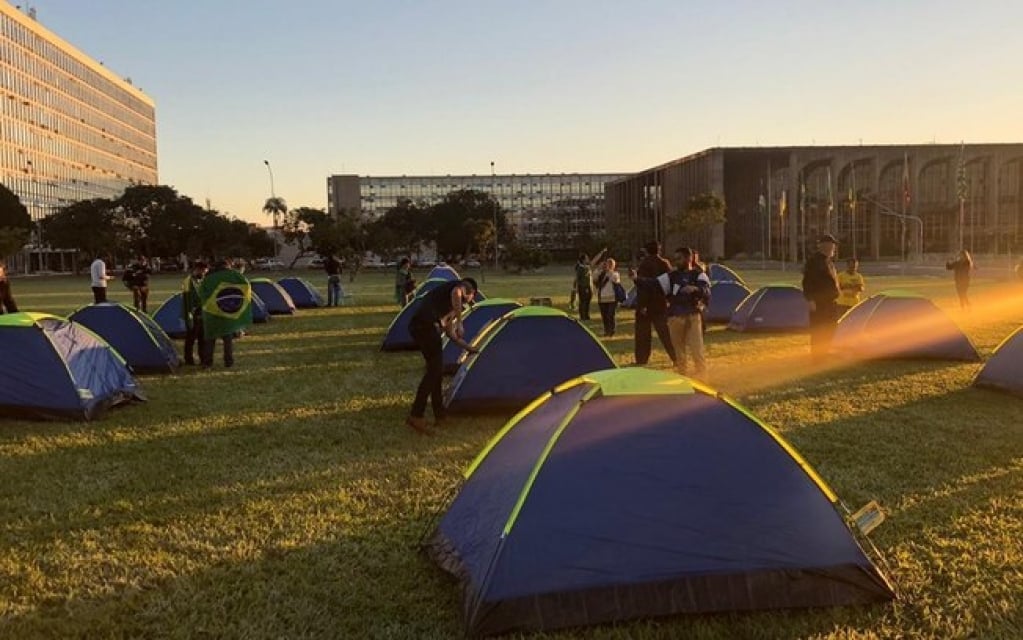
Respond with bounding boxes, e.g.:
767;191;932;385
767;159;773;264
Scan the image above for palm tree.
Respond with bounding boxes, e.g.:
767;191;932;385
262;196;287;258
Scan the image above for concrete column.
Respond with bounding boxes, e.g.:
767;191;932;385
788;152;799;264
871;155;882;260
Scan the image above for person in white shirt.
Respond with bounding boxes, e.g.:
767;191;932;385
90;254;113;303
594;257;623;337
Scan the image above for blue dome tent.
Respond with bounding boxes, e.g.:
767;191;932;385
442;298;522;374
427;368;895;636
708;262;745;284
426;264;460;282
445;307;616;413
382;279;484;351
0;313;145;420
251;292;270;324
728;284;809;332
152;293;187;339
250;278;296;315
975;326;1023;395
277;276;324;308
832;292;979;361
69;303;180;373
706;281;752;323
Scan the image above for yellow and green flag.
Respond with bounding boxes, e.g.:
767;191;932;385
199;269;252;339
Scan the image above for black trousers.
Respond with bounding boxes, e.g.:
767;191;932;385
634;310;677;365
132;286;149;312
598;302;618;336
410;320;445;419
184;314;206;364
809;301;838;356
577;288;593;320
92;286;107;303
201;333;234;367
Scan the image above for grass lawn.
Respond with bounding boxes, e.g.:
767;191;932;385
1;266;1022;639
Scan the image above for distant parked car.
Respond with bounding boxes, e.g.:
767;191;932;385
464;259;481;268
158;259;183;272
252;257;285;271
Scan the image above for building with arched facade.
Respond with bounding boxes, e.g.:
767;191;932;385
605;144;1023;261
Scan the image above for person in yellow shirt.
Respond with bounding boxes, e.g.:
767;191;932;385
836;258;865;316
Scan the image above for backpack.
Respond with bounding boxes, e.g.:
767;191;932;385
612;281;627;304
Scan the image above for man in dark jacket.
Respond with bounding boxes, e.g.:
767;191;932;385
182;261;207;365
632;240;677;365
802;234;841;359
0;262;17;314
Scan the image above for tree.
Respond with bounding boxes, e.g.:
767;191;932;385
427;190;509;259
41;198;122;260
262;196;287;230
503;240;550;274
668;192;727;236
280;206;329;266
0;182;31;259
366;198;429;259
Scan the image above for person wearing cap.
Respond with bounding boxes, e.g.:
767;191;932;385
836;257;865;316
405;277;479;435
802;234;841;359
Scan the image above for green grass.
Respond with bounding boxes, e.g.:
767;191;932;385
1;267;1022;639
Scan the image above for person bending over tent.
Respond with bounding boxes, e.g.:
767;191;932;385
406;278;479;435
0;262;17;314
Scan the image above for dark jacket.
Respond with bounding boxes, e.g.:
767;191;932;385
325;256;342;277
802;252;840;304
946;259;972;287
0;278;17;314
124;263;152;288
665;268;712;316
635;254;673;314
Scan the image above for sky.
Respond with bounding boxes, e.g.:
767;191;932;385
29;0;1023;224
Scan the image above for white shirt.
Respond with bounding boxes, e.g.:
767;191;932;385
596;270;621;302
90;259;109;288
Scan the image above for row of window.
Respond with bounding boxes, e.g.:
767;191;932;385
0;12;153;125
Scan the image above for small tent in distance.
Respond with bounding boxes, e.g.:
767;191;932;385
250;278;296;315
426;264;460;282
277;276;324;308
153;293;187;339
832;292;980;361
708;263;745;285
706;281;752;323
442;298;522;374
427;368;894;637
0;313;145;420
728;284;809;332
445;307;616;413
975;326;1023;395
70;303;180;374
251;292;270;324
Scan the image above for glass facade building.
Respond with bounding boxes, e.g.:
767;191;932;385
0;3;157;228
327;173;625;250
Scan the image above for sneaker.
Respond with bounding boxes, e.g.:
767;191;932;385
405;416;433;436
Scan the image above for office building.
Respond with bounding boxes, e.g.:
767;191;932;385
0;2;157;234
327;172;625;251
606;144;1023;260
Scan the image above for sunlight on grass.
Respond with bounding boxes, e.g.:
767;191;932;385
1;268;1022;638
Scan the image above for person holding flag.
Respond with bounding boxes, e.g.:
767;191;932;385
181;261;208;365
199;258;253;369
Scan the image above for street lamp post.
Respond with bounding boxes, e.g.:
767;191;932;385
263;160;278;257
491;161;498;269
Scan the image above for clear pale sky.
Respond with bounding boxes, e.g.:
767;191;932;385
34;0;1023;224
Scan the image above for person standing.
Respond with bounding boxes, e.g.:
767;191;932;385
406;278;479;434
632;241;677;365
0;262;17;314
324;253;343;307
574;248;607;321
90;253;113;303
802;234;841;360
664;248;711;376
946;250;973;310
123;255;153;312
395;258;415;307
199;259;240;369
594;257;623;337
836;257;866;316
182;261;207;365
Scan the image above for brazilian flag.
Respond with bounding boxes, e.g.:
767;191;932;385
199;269;253;339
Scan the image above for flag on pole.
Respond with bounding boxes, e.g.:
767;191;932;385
902;153;911;207
199;268;253;340
826;167;834;216
779;189;787;218
799;178;806;216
